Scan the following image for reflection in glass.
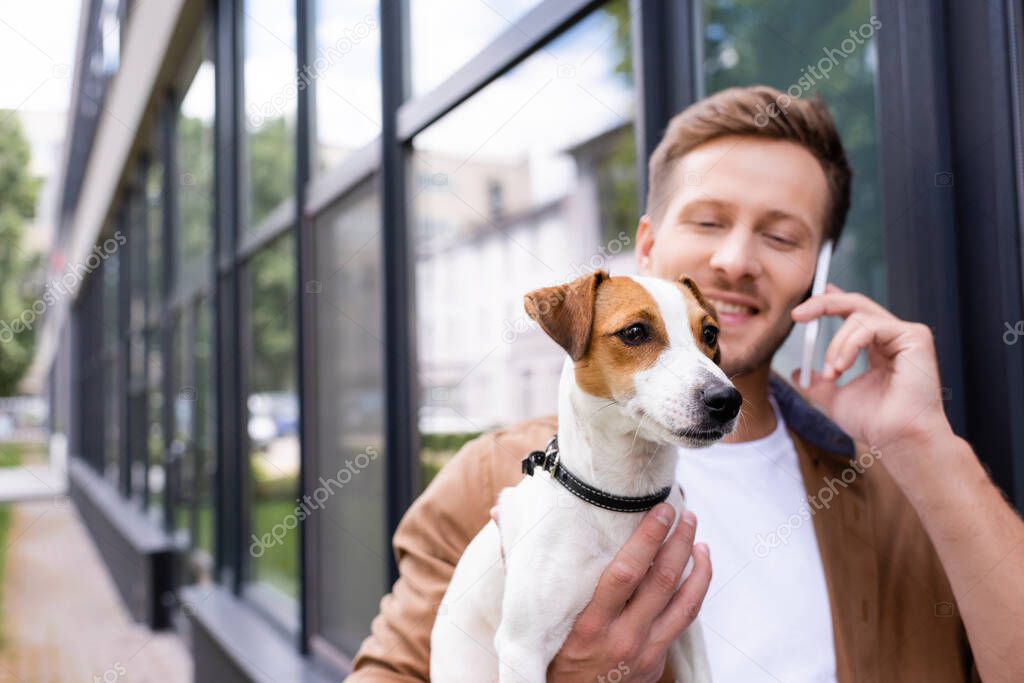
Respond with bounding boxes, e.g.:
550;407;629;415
144;150;165;522
146;159;163;310
701;0;883;378
177;57;215;284
313;180;386;654
172;313;191;540
245;235;298;600
313;0;380;173
408;0;544;96
243;0;295;229
146;328;164;524
412;2;635;487
169;298;216;564
194;297;215;556
103;249;120;486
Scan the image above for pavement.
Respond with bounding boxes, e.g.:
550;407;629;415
0;500;192;682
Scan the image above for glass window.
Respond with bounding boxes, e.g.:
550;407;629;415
144;152;165;522
408;0;545;97
243;0;296;229
412;2;636;487
127;359;147;500
243;235;298;603
177;49;215;285
172;27;217;569
170;299;216;561
312;180;386;654
128;188;147;333
313;0;381;172
103;248;120;487
146;157;163;310
701;0;884;377
146;328;164;524
127;189;148;501
193;296;215;558
171;312;192;540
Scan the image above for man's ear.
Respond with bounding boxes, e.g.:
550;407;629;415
635;214;654;274
524;270;608;361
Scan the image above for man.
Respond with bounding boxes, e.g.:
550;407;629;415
349;86;1024;681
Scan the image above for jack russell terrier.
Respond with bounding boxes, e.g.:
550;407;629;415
430;270;741;683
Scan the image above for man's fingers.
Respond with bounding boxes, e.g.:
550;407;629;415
823;315;916;378
824;321;876;379
791;291;890;323
649;543;712;647
582;503;675;626
620;510;697;628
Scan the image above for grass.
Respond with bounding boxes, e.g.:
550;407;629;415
0;445;26;468
250;498;299;599
0;442;45;468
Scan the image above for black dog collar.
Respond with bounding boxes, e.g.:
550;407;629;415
521;435;672;513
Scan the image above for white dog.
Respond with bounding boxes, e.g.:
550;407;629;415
431;270;741;682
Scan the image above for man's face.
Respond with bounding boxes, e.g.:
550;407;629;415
635;135;829;377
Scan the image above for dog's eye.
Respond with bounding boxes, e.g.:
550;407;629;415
616;323;650;346
702;324;719;347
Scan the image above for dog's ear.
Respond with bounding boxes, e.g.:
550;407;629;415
524;270;608;361
679;275;719;324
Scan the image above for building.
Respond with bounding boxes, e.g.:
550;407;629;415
36;0;1024;680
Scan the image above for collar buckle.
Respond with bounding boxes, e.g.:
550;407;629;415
521;435;559;476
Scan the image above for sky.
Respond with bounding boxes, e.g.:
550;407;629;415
0;0;81;113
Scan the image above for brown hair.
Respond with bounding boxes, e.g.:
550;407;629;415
646;85;852;244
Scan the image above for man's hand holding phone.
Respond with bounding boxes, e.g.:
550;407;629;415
791;282;954;479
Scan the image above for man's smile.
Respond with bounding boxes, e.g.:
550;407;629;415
703;291;762;327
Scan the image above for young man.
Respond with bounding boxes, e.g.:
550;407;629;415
348;86;1024;682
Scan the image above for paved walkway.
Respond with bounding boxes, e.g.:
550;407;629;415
0;500;192;682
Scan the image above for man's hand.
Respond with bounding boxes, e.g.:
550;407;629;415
792;286;1024;681
547;503;710;682
790;283;954;468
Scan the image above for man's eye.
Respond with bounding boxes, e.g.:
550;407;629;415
702;324;719;347
697;221;722;229
616;323;650;346
766;233;797;247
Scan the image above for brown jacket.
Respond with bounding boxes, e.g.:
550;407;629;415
349;381;978;682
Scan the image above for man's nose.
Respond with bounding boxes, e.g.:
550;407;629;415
708;229;762;280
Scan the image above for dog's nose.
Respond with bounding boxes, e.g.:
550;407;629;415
702;384;742;424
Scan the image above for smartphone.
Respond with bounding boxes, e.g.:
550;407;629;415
799;240;833;389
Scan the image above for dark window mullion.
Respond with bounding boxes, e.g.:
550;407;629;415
630;0;698;211
162;92;178;533
213;0;245;587
295;0;314;654
380;0;417;587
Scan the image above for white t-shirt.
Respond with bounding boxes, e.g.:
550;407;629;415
676;397;838;683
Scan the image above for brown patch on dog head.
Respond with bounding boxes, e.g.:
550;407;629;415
678;276;721;364
524;270;608;361
573;278;669;400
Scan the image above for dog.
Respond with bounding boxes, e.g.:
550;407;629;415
430;270;741;682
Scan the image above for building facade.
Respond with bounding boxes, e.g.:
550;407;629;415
38;0;1024;679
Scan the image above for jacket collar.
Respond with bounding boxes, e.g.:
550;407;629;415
768;374;855;460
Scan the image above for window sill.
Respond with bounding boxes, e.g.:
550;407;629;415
181;583;345;683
